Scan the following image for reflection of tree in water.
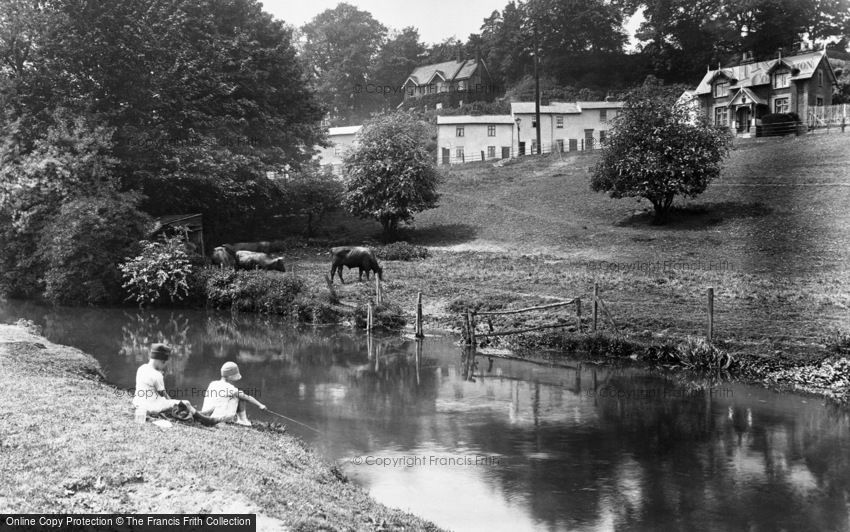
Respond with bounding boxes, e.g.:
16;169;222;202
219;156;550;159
120;312;192;374
453;366;850;531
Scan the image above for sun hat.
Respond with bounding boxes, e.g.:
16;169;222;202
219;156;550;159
221;361;242;381
149;343;172;361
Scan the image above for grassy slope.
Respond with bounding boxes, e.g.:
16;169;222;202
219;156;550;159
0;325;441;532
295;133;850;367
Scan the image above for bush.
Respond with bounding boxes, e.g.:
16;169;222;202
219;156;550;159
41;193;150;305
119;234;193;306
760;113;801;136
292;293;343;324
376;242;430;261
224;271;305;314
673;337;734;370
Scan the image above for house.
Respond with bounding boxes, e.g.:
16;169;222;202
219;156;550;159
402;59;492;101
315;125;362;176
436;115;516;164
510;101;623;155
694;50;836;137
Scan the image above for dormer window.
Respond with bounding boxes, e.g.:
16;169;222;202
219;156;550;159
714;81;729;98
773;70;790;89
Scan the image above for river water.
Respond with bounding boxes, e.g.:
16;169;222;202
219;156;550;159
2;301;849;532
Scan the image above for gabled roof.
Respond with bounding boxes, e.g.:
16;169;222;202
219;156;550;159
726;87;767;107
405;59;484;86
577;101;624;109
511;101;581;114
437;115;516;125
695;51;831;95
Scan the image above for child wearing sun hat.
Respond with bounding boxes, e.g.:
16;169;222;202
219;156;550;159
200;361;266;426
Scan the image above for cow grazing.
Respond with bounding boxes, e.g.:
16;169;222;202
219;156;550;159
330;246;382;284
211;246;235;269
235;251;286;272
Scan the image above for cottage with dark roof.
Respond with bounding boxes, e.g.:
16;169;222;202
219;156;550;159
694;50;836;137
402;58;492;100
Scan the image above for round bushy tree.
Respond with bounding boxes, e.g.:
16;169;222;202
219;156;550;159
591;80;732;224
343;113;441;238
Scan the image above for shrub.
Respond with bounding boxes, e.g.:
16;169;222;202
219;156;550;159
292;293;343;324
673;336;734;370
760;113;800;136
41;193;150;305
228;271;305;314
376;241;430;261
119;234;193;307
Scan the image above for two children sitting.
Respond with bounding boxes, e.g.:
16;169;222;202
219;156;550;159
133;343;266;426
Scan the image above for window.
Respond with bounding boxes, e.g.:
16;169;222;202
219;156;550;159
774;97;789;114
600;109;608;123
556;116;564;128
456;127;464;137
818;71;824;87
406;85;414;97
333;146;342;157
556;139;564;152
457;80;466;91
487;146;496;158
714;81;729;98
773;70;790;89
487;125;496;137
599;130;607;144
455;147;464;161
816;97;824;107
714;106;728;126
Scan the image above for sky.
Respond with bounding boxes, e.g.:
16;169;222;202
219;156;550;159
260;0;644;48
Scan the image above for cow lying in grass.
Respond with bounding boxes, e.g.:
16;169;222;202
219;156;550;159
330;246;382;284
235;251;286;272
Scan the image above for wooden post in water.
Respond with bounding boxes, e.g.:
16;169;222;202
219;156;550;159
706;287;714;343
415;292;424;338
592;282;599;332
367;301;374;332
574;297;582;332
375;276;383;306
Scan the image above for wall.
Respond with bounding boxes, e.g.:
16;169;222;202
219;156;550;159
316;133;358;176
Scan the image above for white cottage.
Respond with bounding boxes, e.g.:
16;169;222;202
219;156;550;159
436;115;516;165
315;125;362;176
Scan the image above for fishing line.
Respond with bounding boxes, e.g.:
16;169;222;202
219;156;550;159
265;408;323;433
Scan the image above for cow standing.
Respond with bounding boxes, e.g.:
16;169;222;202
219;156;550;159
235;251;286;272
330;246;382;284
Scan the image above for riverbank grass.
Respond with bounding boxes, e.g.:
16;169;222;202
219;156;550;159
0;324;441;531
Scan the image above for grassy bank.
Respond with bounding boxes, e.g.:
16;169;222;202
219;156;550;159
0;323;441;531
261;134;850;399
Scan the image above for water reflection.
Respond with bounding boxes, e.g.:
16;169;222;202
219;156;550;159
1;300;848;532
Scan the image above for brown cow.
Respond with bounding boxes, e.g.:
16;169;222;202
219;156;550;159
235;251;285;272
330;246;382;284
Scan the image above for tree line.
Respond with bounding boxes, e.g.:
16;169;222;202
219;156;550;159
302;0;850;124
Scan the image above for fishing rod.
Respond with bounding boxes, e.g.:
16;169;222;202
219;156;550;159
265;408;323;433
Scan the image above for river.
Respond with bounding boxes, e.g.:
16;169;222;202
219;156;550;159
2;301;848;532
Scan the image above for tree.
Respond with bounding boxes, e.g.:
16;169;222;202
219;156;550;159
368;27;426;113
590;81;732;224
342;113;441;239
301;3;386;123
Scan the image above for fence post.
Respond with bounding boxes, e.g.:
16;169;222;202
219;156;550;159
464;309;471;345
467;309;477;349
592;282;599;332
706;287;714;343
415;292;424;338
575;297;582;332
375;276;382;306
367;301;374;332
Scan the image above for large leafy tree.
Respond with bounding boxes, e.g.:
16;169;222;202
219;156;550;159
301;3;386;124
342;113;441;239
0;0;326;245
368;27;426;113
590;80;732;224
